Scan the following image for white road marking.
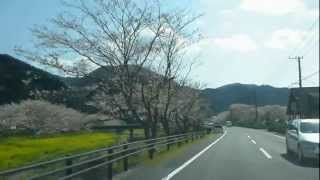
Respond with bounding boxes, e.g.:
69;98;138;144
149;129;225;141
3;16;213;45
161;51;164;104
162;131;228;180
259;147;272;159
262;131;285;140
251;139;256;144
272;134;285;140
248;135;251;139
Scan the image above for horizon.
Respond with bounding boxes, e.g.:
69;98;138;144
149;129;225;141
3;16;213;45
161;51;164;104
1;53;317;90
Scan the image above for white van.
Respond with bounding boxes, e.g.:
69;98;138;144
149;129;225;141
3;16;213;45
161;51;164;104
286;119;319;163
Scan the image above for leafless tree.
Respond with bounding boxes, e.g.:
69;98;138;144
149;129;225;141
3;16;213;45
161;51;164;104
163;82;210;133
0;100;91;134
16;0;201;138
214;111;230;124
227;104;288;131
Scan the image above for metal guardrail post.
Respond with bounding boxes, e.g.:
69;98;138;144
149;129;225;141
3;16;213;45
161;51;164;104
129;129;134;142
65;155;73;176
167;137;170;151
107;148;114;180
148;139;155;160
123;145;128;171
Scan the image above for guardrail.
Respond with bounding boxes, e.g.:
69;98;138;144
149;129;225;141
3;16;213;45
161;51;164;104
0;131;209;180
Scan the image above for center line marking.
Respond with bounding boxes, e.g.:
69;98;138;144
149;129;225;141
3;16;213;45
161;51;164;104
259;147;272;159
251;139;256;144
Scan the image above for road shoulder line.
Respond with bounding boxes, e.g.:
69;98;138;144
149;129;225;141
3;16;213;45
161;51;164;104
162;131;227;180
272;134;285;139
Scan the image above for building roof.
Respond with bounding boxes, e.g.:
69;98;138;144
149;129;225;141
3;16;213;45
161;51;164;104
287;87;319;118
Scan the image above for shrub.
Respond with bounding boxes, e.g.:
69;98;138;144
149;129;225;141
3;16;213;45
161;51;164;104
0;100;91;135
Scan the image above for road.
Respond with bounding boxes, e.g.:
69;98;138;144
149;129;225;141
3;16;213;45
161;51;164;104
166;127;319;180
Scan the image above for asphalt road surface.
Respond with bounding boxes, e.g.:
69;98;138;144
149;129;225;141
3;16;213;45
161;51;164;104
166;127;319;180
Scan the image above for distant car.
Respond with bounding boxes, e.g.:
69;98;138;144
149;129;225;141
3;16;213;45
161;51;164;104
207;122;214;126
286;119;319;163
213;125;224;133
225;121;232;127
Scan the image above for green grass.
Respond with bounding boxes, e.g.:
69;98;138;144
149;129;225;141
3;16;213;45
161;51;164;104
0;132;117;170
0;129;215;176
118;129;145;141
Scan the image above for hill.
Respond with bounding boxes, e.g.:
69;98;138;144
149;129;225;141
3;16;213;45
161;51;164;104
0;55;290;115
0;55;165;113
60;65;157;88
0;54;66;105
201;83;289;113
60;66;114;88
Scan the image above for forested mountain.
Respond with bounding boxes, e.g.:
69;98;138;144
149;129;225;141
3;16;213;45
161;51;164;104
0;55;290;114
201;83;289;113
0;54;66;105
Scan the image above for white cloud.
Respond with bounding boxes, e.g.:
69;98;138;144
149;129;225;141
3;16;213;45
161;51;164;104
265;29;310;49
240;0;306;16
186;35;258;55
300;8;319;20
212;34;258;53
140;28;156;41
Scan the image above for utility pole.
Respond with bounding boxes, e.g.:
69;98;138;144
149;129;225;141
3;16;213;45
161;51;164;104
289;56;303;88
230;108;233;122
254;90;258;122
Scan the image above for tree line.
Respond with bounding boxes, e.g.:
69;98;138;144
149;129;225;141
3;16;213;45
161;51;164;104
215;104;288;133
10;0;211;138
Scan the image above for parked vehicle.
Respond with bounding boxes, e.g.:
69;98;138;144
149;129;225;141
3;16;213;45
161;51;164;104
286;119;319;163
213;125;224;133
225;121;232;127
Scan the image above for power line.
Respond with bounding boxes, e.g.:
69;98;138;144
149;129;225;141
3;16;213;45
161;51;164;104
301;37;319;57
289;17;319;57
298;32;319;57
287;18;319;89
301;71;320;80
288;71;319;88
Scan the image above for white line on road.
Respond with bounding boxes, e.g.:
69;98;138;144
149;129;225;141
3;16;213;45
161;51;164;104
162;131;228;180
251;139;256;144
262;131;285;140
272;134;285;140
259;147;272;159
248;135;251;139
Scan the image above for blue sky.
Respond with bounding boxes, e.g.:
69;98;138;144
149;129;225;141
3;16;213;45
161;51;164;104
0;0;319;88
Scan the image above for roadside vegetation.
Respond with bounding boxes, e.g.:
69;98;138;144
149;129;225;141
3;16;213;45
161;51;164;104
15;0;212;141
0;99;206;171
0;100;91;135
0;0;213;172
0;132;116;170
215;104;288;134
